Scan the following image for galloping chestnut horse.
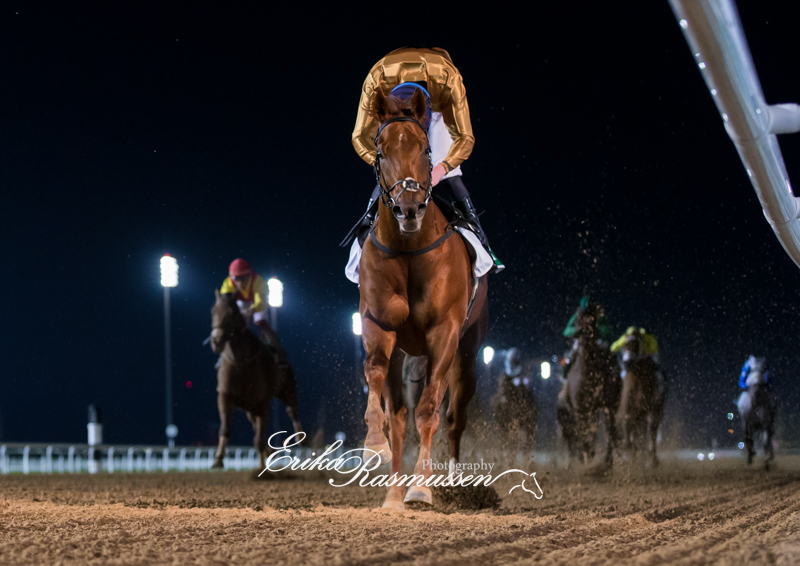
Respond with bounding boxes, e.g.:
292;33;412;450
359;88;489;510
556;305;620;465
616;333;665;466
209;291;302;469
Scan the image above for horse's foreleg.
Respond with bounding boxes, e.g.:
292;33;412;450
252;412;267;469
213;392;232;468
362;318;397;465
604;407;618;466
406;322;460;505
446;354;476;475
381;350;407;509
384;404;408;510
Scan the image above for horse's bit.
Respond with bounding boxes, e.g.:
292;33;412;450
373;116;433;209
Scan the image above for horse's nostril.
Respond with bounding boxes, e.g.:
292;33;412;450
392;206;402;217
418;203;426;211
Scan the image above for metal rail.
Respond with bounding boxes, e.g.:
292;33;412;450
669;0;800;267
0;443;352;475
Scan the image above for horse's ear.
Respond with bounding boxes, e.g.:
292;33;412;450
410;88;426;123
372;89;389;123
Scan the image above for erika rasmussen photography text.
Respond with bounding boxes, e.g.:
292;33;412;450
259;432;544;498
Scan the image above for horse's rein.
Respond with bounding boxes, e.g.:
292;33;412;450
373;116;433;209
211;323;261;366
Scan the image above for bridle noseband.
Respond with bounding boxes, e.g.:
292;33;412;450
373;116;433;209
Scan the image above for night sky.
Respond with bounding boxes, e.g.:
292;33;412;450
4;3;800;450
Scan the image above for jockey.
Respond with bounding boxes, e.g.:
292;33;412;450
220;259;286;363
560;296;613;379
610;326;659;376
739;355;770;389
562;296;613;343
341;47;504;274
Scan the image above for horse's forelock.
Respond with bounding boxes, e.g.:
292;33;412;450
370;93;412;120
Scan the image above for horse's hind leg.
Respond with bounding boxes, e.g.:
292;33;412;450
213;392;233;468
445;353;476;475
276;376;303;438
249;410;268;469
383;350;408;510
765;409;776;471
743;420;755;465
556;406;578;465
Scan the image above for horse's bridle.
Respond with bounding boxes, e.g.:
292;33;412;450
373;116;433;209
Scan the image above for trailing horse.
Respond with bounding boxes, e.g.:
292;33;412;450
615;333;665;466
492;373;538;452
556;305;620;466
736;357;776;470
358;88;489;510
209;290;302;469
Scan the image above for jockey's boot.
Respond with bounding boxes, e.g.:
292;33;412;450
453;197;505;273
340;197;378;248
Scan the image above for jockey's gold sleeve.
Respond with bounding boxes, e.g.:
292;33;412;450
352;47;476;169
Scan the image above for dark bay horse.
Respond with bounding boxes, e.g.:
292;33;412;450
359;88;489;510
556;305;620;465
492;373;538;452
616;334;665;466
736;357;776;469
209;290;302;468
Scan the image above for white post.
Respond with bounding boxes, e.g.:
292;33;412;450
87;405;102;475
67;446;75;473
179;448;187;472
127;448;134;472
162;448;170;472
235;449;242;470
46;446;53;474
22;446;30;475
107;447;115;473
0;445;6;475
145;448;152;472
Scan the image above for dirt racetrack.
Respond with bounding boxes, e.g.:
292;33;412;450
1;456;799;565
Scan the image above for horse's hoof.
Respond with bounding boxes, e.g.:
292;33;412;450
382;499;405;511
404;486;433;506
211;459;224;469
363;442;392;465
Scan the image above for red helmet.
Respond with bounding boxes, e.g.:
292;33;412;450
228;258;252;277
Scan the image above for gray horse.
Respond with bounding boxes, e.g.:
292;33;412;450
736;356;776;470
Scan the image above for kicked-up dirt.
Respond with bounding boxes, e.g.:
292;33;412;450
0;455;798;565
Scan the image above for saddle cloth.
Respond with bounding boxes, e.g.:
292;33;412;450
345;227;492;285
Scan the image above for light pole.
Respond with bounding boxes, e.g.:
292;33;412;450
352;312;365;393
267;277;284;432
160;254;178;448
267;277;283;332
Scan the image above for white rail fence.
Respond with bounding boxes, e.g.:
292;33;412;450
1;443;778;475
0;443;350;475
